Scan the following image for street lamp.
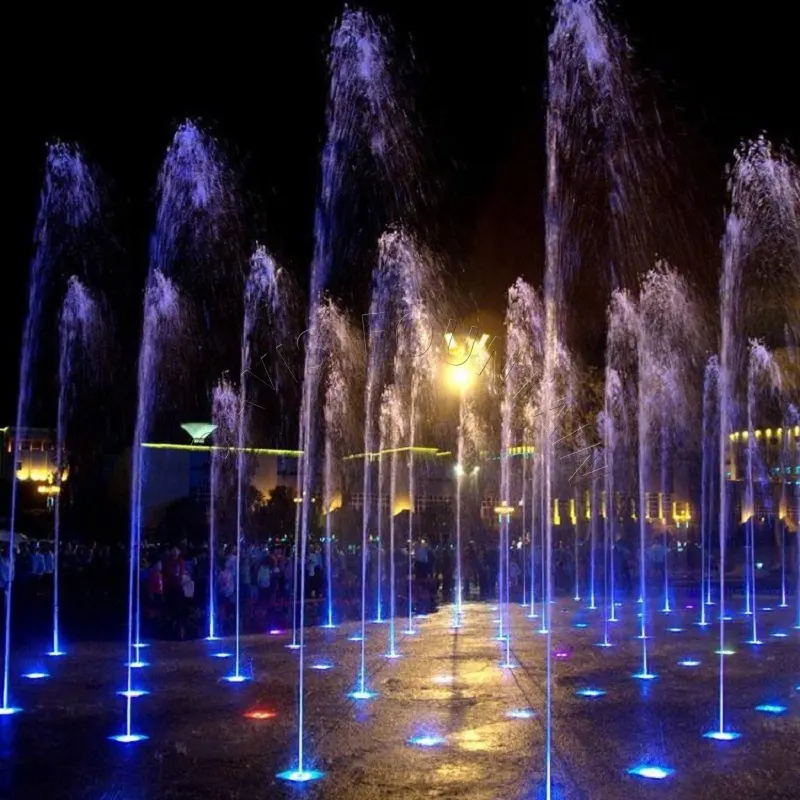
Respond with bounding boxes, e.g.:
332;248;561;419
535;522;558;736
494;503;515;518
444;362;473;391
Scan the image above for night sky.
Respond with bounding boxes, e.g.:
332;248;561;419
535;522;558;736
4;0;798;435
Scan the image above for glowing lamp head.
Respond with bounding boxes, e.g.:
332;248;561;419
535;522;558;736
444;363;473;391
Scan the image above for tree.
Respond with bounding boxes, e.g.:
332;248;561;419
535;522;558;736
256;485;295;542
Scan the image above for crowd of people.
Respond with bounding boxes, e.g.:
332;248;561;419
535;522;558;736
0;527;785;643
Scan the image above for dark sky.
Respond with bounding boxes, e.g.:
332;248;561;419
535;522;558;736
4;0;798;434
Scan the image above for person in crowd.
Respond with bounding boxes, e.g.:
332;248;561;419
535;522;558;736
162;545;187;638
257;557;272;602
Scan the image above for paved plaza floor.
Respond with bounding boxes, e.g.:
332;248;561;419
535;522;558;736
1;597;798;799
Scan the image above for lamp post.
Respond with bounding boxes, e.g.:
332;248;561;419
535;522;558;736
443;338;476;628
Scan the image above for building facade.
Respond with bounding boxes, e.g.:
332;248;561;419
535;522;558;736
137;435;301;530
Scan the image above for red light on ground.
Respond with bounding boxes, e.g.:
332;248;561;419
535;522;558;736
244;709;276;720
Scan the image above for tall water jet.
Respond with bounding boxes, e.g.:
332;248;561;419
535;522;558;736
282;14;423;778
323;425;339;629
382;387;403;658
52;278;100;657
634;286;653;678
380;230;443;636
659;424;673;613
320;300;360;629
599;395;617;648
527;401;541;620
116;121;231;743
455;402;465;630
521;455;529;607
208;378;239;642
636;266;701;679
226;246;282;684
499;385;513;663
207;425;220;642
3;144;97;716
604;290;639;626
588;459;599;610
355;255;395;698
404;442;417;635
699;357;719;626
374;445;385;623
500;279;545;661
743;341;782;646
709;138;799;742
119;271;182;740
445;342;489;631
544;0;652;787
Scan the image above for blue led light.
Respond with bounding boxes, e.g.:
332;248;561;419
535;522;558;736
576;688;606;698
755;703;787;715
222;674;249;683
348;690;376;700
627;765;674;780
109;733;148;743
277;769;324;782
703;730;741;741
408;734;446;747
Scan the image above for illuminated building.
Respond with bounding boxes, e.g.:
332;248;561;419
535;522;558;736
135;423;302;529
727;425;800;528
0;426;64;484
343;446;456;517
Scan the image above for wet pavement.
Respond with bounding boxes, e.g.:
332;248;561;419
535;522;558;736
1;597;798;799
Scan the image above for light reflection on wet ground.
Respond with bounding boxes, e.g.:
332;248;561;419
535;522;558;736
1;598;798;799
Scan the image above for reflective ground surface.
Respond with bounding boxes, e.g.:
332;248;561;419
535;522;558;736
1;598;798;799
